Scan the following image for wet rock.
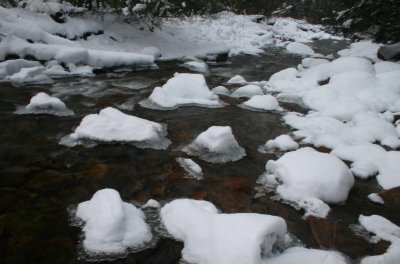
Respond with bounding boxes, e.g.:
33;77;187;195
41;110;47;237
378;187;400;209
308;216;336;248
378;43;400;61
27;170;73;193
0;166;30;187
222;176;252;194
191;191;207;200
208;188;251;213
150;185;166;197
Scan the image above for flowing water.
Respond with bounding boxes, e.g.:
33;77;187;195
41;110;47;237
1;40;399;264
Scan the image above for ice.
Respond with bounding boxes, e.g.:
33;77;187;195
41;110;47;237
358;215;400;264
60;107;170;149
368;193;384;204
227;75;247;85
182;61;209;73
338;41;382;62
15;92;74;116
258;147;354;217
183;126;246;163
241;95;281;111
160;199;287;264
5;66;54;86
211;86;230;96
176;158;204;180
264;135;299;152
286;42;315;56
0;59;41;78
265;247;348;264
141;73;221;110
75;189;152;255
231;85;264;98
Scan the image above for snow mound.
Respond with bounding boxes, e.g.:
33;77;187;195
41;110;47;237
286;42;315;56
241;94;281;111
142;199;161;209
269;68;297;81
227;75;247;85
15;92;74;116
60;107;170;149
231;84;264;98
160;199;287;264
374;61;400;74
176;157;204;180
75;189;152;255
263;135;299;152
183;126;246;163
182;61;209;73
212;86;230;96
258;147;354;217
358;215;400;264
141;73;221;109
300;58;329;69
5;66;54;86
265;247;348;264
141;46;161;58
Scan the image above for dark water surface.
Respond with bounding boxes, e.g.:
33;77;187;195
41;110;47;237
1;40;398;264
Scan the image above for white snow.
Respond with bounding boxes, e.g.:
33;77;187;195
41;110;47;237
227;75;247;85
258;147;354;217
368;193;385;204
300;58;329;69
241;94;281;111
142;199;161;209
374;61;400;74
286;42;315;56
182;61;209;73
183;126;246;163
60;107;170;149
265;247;348;264
211;86;230;96
160;199;287;264
5;66;54;86
264;135;299;152
176;157;204;180
0;59;41;78
338;41;382;62
141;73;221;109
231;85;264;98
75;189;152;254
15;92;74;116
269;68;298;81
359;215;400;264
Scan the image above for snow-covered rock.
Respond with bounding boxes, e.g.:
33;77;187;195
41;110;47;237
141;46;161;58
231;84;264;98
241;94;281;111
75;189;152;255
286;42;315;56
60;107;170;149
176;158;204;180
358;215;400;264
258;147;354;217
227;75;247;85
5;66;54;86
141;73;221;109
368;193;385;204
182;61;209;73
160;199;287;264
15;92;74;116
183;126;245;163
338;41;382;62
264;135;299;152
300;58;329;69
211;86;230;96
269;67;297;81
0;59;41;78
142;199;161;209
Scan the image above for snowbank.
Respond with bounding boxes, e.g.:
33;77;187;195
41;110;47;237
338;41;382;62
5;66;54;86
141;73;221;109
160;199;287;264
60;107;170;149
15;92;74;116
183;126;246;163
358;215;400;264
0;59;41;78
75;189;152;254
258;147;354;217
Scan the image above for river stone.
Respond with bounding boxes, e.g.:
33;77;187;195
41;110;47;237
378;187;400;209
377;43;400;61
27;170;73;193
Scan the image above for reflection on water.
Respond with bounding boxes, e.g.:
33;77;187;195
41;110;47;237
1;41;398;264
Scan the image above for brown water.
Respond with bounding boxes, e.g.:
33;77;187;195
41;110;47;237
1;40;398;264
